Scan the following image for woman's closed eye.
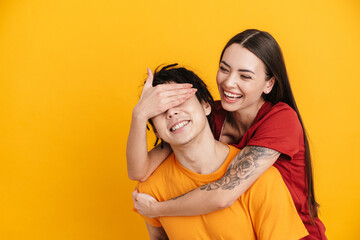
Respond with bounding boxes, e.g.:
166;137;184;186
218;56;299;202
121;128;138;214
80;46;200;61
241;75;251;79
219;66;229;72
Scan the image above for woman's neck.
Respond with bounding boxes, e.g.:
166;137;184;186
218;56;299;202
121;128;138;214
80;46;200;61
228;100;265;137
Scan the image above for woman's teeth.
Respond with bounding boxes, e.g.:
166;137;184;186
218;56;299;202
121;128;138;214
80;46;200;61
224;91;243;99
171;121;190;131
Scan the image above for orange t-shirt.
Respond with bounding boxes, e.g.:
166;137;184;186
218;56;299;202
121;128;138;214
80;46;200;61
137;145;308;240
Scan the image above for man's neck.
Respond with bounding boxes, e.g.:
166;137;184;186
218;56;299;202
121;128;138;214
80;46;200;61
171;125;229;175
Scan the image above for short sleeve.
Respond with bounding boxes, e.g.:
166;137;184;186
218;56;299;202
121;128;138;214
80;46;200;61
247;105;303;160
135;183;162;227
246;167;308;240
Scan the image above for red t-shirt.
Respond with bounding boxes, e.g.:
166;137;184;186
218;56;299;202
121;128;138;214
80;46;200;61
211;100;327;240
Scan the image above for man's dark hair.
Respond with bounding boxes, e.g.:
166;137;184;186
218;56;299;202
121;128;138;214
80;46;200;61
147;63;215;146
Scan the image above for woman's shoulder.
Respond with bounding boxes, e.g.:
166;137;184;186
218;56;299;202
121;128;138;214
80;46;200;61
259;101;298;123
268;101;295;114
257;101;301;130
250;101;302;136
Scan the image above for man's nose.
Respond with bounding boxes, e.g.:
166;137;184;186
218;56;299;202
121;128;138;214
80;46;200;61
166;107;179;119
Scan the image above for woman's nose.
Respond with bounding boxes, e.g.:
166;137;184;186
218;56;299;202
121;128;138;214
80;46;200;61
223;73;237;88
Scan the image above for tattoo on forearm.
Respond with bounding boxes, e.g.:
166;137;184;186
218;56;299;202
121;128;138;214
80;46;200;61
172;189;195;200
200;146;279;191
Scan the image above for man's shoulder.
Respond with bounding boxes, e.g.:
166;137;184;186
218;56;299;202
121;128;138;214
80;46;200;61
241;166;292;212
137;153;175;192
259;165;281;178
242;165;309;239
254;166;283;186
245;166;285;197
227;144;241;156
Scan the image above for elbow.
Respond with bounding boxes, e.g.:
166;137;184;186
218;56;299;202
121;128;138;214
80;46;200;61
128;175;139;181
128;173;143;181
128;172;148;182
127;173;137;181
214;196;236;210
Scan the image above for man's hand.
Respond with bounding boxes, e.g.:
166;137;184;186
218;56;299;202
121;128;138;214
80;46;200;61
133;190;160;218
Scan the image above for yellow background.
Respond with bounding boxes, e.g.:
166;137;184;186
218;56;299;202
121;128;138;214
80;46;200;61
1;0;359;239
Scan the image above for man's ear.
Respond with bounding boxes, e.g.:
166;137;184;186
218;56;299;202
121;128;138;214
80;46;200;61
201;101;212;116
150;124;160;138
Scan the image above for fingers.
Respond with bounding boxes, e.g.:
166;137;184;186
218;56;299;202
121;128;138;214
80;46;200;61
144;67;194;90
159;88;197;98
153;87;197;103
132;190;139;201
160;89;196;106
144;67;154;87
167;97;191;108
138;192;157;202
156;83;193;90
132;191;139;211
144;91;195;118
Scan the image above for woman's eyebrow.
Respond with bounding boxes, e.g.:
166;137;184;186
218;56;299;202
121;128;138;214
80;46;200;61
221;60;255;74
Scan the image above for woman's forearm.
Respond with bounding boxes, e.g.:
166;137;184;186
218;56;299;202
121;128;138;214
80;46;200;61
152;146;280;217
127;109;172;181
126;109;151;181
153;187;240;217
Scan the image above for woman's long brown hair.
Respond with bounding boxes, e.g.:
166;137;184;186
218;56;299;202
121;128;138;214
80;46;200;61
219;29;319;221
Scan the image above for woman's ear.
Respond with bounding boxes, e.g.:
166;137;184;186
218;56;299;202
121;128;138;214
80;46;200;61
201;101;212;116
264;76;275;94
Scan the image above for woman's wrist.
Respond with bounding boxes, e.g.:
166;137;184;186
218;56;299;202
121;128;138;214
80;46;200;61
132;106;149;124
150;200;164;218
147;199;172;218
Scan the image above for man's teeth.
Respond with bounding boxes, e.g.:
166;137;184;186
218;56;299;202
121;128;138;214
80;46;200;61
171;121;189;131
224;91;242;99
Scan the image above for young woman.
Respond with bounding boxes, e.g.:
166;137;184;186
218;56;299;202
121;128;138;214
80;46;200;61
127;29;326;239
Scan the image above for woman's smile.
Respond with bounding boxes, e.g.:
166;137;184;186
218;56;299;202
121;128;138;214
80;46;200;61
223;90;243;102
216;44;271;113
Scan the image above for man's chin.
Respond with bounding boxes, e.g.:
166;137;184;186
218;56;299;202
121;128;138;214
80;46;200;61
168;138;193;148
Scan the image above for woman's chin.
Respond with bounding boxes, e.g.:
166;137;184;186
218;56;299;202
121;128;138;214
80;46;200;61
220;99;241;112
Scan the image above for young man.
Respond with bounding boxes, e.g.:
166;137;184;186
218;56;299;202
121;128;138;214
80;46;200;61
133;64;308;240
